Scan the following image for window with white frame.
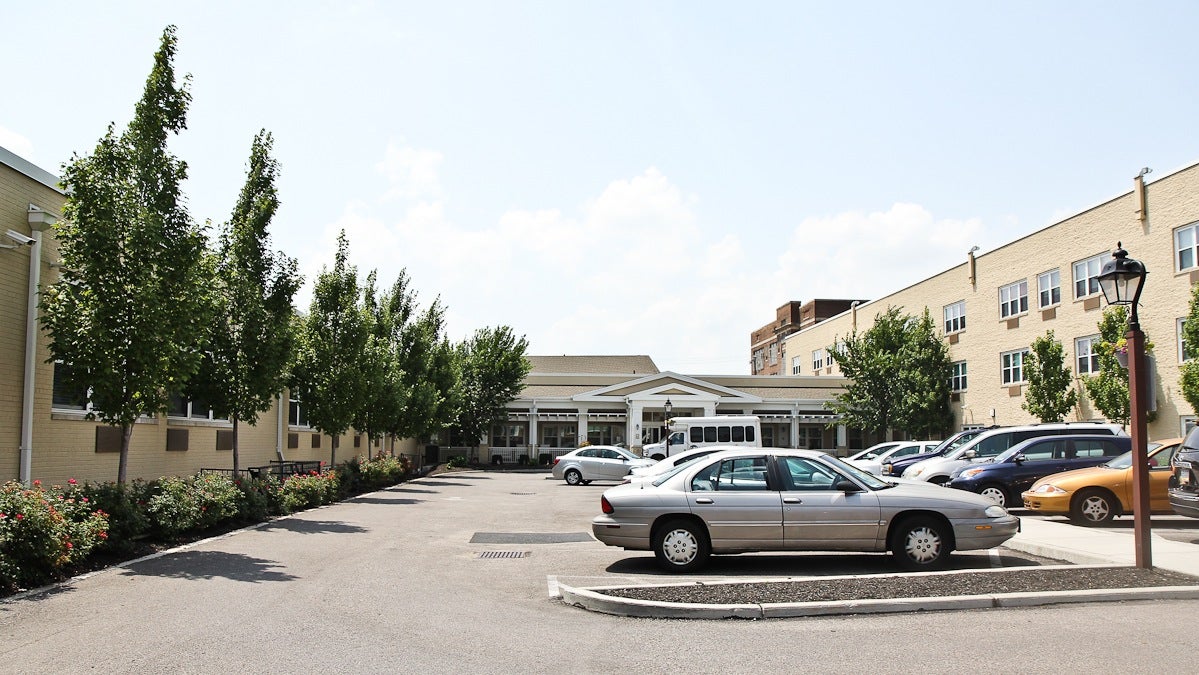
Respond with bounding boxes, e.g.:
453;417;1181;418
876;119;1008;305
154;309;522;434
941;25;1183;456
999;280;1028;318
769;343;778;366
167;394;229;422
752;349;763;373
1001;349;1030;384
1073;253;1107;299
1038;269;1061;308
812;349;825;372
944;301;966;334
1075;335;1101;375
949;361;967;392
1176;222;1199;272
289;397;310;427
51;362;90;411
827;342;840;367
1180;317;1196;362
791;356;801;375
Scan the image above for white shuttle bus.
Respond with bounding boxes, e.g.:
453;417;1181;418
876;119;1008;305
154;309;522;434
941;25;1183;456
641;415;762;460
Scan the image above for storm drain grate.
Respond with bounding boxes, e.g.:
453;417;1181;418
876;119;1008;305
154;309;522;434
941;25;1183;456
475;550;529;559
509;492;535;496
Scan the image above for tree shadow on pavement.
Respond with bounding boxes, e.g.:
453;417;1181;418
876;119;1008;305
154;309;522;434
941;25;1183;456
407;480;473;487
383;487;440;494
605;551;1047;578
258;519;369;535
343;496;424;505
121;550;298;583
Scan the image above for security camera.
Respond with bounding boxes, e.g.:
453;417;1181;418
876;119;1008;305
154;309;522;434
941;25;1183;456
5;229;35;245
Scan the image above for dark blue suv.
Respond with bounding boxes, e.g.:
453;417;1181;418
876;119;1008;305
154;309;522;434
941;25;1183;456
947;435;1130;508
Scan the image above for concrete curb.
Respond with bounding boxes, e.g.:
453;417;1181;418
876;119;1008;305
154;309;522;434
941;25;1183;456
556;565;1199;620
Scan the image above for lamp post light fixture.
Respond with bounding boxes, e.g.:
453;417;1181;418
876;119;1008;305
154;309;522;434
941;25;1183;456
663;398;673;450
1097;242;1152;568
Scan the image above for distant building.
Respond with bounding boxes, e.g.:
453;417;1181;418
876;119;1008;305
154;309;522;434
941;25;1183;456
750;299;867;375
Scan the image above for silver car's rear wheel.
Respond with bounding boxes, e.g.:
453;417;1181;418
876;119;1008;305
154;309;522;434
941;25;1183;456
892;516;950;570
653;519;710;572
564;469;583;486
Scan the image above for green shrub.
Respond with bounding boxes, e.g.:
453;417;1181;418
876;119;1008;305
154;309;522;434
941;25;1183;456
146;476;201;538
66;480;152;553
279;471;340;513
0;480;109;592
357;455;409;489
191;473;243;530
236;475;284;521
447;456;468;469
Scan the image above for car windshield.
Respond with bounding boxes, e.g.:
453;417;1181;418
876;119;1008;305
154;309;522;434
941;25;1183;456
928;429;985;457
819;455;891;490
615;448;638;460
651;455;713;487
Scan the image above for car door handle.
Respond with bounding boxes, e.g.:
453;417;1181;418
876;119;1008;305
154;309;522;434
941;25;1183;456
694;498;714;504
783;497;802;504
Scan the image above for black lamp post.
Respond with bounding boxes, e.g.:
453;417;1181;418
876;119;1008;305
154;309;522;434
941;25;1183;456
663;398;673;450
1097;242;1151;568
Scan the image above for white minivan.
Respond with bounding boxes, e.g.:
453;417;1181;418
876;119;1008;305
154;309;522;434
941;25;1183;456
641;415;761;460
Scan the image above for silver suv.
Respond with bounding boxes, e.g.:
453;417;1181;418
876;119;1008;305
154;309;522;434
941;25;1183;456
902;422;1126;484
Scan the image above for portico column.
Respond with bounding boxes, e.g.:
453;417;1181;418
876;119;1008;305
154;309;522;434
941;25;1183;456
627;403;643;453
790;408;800;450
576;408;588;447
528;403;538;461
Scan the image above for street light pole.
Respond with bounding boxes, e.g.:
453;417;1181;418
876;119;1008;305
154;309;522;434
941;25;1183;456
663;398;673;454
1097;242;1152;569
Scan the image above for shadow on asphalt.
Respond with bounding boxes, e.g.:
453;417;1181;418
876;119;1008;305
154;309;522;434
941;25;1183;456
604;550;1048;578
259;519;369;535
384;487;441;494
121;550;298;583
408;480;473;487
344;496;424;505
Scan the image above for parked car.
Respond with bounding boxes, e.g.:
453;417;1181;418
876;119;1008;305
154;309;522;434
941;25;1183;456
846;441;903;463
591;448;1020;572
623;446;726;484
1023;437;1182;524
881;427;996;477
947;435;1130;508
902;423;1125;484
551;445;655;485
848;441;940;476
1170;427;1199;518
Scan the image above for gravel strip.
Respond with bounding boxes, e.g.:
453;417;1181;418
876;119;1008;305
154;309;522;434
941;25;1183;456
601;567;1199;605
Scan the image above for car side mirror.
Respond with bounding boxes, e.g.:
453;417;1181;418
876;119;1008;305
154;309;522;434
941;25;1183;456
964;449;977;459
834;479;862;493
1012;453;1026;464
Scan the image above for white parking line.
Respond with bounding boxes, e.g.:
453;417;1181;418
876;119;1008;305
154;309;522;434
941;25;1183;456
989;548;1002;567
547;575;559;597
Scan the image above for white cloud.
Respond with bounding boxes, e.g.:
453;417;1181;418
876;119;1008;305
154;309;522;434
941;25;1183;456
306;142;987;373
0;126;36;162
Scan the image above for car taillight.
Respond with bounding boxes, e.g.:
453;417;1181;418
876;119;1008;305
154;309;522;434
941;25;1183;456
552;457;560;467
601;495;614;514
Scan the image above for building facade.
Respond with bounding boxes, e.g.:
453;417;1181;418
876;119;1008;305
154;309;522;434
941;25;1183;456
750;299;866;375
782;162;1199;442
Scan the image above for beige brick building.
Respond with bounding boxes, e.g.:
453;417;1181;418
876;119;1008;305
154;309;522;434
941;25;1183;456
782;162;1199;443
1;147;384;486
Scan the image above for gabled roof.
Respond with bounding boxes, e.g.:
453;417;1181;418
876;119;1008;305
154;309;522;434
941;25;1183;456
0;145;63;194
527;355;659;375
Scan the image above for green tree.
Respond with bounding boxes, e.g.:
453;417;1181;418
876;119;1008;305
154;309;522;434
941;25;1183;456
188;131;301;473
383;274;460;446
1181;283;1199;414
40;26;213;484
455;326;531;456
827;306;908;438
895;308;954;437
293;231;369;466
353;271;402;457
1022;330;1078;422
1082;305;1155;427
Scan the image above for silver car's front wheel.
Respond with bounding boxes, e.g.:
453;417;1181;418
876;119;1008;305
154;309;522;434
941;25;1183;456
892;516;950;570
564;469;583;486
653;519;710;572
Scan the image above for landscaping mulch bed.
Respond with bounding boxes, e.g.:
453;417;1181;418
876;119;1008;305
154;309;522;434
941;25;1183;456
600;567;1199;605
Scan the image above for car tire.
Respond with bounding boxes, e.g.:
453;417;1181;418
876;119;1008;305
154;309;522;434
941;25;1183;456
928;475;950;486
978;484;1009;508
891;516;951;571
650;454;665;461
564;469;583;486
653;519;711;572
1070;488;1116;525
581;480;592;485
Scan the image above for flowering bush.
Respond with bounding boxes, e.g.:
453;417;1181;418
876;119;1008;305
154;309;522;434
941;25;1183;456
64;480;153;553
279;471;340;513
352;455;411;490
0;480;109;592
146;474;243;539
236;476;285;522
447;456;468;469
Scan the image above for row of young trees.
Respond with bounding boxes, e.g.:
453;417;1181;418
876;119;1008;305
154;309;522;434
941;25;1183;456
827;302;1173;440
39;26;530;483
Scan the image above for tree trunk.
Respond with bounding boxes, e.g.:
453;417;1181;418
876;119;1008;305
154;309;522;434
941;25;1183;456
117;423;133;484
330;434;337;468
232;415;241;474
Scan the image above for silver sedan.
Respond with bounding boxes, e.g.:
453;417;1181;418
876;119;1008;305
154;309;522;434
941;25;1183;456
592;448;1019;572
551;445;656;485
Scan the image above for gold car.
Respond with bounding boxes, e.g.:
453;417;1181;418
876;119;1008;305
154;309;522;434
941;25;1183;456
1021;438;1183;525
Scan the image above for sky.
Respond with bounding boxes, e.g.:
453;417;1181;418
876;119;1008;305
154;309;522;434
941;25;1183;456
4;1;1199;374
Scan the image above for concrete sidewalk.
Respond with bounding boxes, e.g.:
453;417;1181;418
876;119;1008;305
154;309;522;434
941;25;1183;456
557;516;1199;619
1003;516;1199;575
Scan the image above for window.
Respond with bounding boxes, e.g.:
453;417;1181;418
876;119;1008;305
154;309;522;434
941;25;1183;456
52;362;90;411
168;393;228;421
1038;269;1061;308
791;356;801;375
1073;253;1107;298
1180;318;1193;362
289;398;309;427
1001;349;1029;384
539;423;577;448
752;349;764;374
949;361;967;392
944;301;966;334
768;343;778;366
779;456;840;491
691;457;770;492
827;343;840;367
812;349;825;372
999;280;1028;318
1176;222;1199;271
1182;416;1197;437
491;423;528;447
1075;335;1101;375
